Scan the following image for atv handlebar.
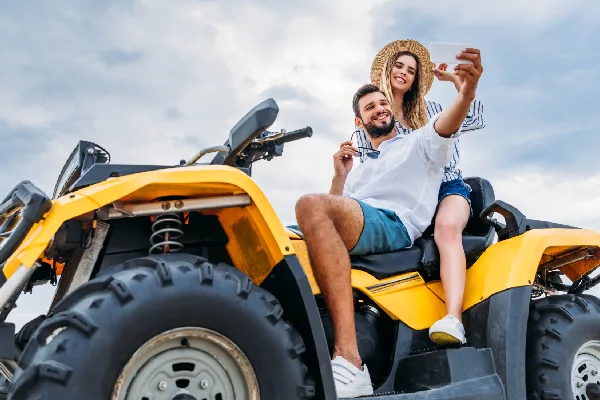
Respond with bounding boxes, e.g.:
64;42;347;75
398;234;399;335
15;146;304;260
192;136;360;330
275;127;313;145
220;125;314;169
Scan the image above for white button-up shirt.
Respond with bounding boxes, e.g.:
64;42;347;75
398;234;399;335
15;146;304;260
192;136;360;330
343;112;463;244
355;99;485;182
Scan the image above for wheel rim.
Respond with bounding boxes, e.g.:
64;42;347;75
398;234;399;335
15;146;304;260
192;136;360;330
112;327;260;400
572;340;600;399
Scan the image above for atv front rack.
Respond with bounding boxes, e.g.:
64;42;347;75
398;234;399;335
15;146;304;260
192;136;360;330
0;181;51;339
0;181;52;266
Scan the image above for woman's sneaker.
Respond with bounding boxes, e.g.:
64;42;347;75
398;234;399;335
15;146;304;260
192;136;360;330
331;356;374;398
429;315;467;346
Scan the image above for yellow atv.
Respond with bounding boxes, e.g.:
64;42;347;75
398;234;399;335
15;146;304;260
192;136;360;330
0;98;600;400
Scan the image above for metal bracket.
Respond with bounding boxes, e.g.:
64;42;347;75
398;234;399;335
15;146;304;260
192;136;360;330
48;221;110;311
98;194;252;220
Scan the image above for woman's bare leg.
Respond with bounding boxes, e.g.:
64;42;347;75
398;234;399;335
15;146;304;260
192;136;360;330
434;194;471;321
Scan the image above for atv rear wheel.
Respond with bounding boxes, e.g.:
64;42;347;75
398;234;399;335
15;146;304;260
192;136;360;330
526;294;600;400
9;254;315;400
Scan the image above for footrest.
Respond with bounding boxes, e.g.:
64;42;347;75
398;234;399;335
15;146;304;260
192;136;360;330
363;375;505;399
395;347;497;392
0;323;14;361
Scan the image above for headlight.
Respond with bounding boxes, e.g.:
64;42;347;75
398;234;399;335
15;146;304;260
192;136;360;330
52;141;110;199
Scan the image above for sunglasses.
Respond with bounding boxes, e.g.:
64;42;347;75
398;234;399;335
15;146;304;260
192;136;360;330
351;130;380;159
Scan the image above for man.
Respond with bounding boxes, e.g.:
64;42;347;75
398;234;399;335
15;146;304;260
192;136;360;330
295;48;483;398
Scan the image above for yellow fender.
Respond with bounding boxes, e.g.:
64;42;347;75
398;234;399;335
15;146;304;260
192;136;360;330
292;228;600;330
3;166;294;285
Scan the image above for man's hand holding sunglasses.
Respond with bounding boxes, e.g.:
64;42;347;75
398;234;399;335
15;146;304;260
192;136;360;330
334;140;358;176
330;141;358;195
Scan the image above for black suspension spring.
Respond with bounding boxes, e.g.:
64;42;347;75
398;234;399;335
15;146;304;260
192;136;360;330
149;213;184;254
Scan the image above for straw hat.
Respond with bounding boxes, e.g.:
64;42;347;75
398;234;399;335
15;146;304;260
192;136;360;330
370;39;435;95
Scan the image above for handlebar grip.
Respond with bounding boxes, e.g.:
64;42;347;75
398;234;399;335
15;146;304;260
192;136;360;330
276;127;313;145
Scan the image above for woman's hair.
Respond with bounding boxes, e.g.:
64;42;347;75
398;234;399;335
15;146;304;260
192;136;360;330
379;51;428;130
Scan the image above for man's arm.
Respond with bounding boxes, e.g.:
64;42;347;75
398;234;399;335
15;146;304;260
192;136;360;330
330;140;357;196
330;175;347;196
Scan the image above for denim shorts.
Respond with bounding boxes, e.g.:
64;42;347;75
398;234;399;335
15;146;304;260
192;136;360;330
349;199;411;256
438;178;473;216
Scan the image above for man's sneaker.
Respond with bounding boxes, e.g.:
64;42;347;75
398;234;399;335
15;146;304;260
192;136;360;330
331;356;374;398
429;315;467;346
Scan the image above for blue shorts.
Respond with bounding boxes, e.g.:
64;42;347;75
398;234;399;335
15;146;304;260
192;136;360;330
438;178;472;216
287;199;411;256
348;199;411;256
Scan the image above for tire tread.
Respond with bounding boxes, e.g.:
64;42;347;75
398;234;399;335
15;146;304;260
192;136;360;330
10;255;315;399
526;294;600;399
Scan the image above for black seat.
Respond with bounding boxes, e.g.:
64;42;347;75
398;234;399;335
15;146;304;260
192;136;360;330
350;177;496;281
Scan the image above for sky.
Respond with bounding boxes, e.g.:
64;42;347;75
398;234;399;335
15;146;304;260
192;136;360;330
2;0;600;330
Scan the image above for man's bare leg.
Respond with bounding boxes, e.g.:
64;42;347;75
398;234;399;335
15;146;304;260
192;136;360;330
295;193;364;368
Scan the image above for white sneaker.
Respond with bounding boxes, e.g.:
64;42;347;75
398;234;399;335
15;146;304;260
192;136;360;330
429;315;467;346
331;356;374;398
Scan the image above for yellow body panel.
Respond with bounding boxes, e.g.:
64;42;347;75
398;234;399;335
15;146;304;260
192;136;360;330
8;161;600;331
291;228;600;330
4;166;293;285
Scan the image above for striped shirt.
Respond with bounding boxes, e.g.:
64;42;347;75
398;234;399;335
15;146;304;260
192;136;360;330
355;100;485;182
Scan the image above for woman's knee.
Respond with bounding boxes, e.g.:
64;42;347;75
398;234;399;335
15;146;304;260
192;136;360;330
434;218;463;244
434;202;469;245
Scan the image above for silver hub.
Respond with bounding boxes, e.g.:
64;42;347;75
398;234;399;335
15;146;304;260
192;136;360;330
112;327;260;400
572;340;600;399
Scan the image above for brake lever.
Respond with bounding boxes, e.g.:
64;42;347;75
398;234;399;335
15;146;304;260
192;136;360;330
253;129;286;144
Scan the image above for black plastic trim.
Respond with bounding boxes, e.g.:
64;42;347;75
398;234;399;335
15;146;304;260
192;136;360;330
260;255;337;400
68;163;252;193
481;200;577;240
223;98;279;166
366;375;505;399
69;164;171;192
461;286;530;399
395;347;498;392
373;286;530;399
0;322;15;361
0;181;52;265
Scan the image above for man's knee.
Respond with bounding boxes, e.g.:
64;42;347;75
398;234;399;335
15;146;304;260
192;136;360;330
295;194;329;227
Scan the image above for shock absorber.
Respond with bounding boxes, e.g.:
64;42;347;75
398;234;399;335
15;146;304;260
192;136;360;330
149;213;184;254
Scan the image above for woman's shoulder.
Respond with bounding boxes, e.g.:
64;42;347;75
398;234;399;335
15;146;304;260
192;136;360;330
425;100;443;108
425;100;444;117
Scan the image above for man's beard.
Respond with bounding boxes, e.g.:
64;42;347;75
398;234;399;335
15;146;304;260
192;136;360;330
363;114;396;139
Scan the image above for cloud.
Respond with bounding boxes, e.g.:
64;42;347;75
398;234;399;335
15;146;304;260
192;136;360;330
375;0;585;29
5;0;600;331
97;48;144;68
489;171;600;230
0;0;389;330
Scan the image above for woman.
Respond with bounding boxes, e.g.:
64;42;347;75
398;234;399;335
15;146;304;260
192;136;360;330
355;39;485;346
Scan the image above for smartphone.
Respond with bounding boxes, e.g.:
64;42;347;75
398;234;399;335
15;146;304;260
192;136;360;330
430;42;474;65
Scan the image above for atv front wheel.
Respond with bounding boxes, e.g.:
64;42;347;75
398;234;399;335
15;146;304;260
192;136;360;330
526;294;600;400
9;254;315;399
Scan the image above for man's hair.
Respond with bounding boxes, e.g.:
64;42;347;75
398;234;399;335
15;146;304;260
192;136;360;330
352;84;385;118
